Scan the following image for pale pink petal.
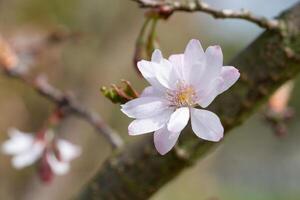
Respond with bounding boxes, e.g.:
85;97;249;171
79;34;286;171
187;63;206;87
137;60;166;91
137;60;155;78
191;108;223;142
183;39;206;83
154;59;179;89
138;59;179;91
47;153;70;175
197;77;224;108
154;126;181;155
184;39;205;67
218;66;240;94
121;97;168;119
140;86;154;97
128;109;173;135
167;107;189;133
140;86;164;97
152;49;179;89
2;128;34;155
204;45;223;79
57;140;81;162
193;45;223;91
151;49;163;63
196;66;240;108
12;142;45;169
169;54;184;78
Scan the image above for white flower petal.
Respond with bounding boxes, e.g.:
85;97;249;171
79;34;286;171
196;66;240;108
137;60;155;78
183;39;205;83
218;66;240;94
140;86;164;97
2;128;34;155
121;97;168;119
12;142;45;169
57;140;81;162
204;45;223;80
191;108;223;142
137;60;166;91
167;107;189;133
139;51;180;90
47;153;70;175
140;86;154;97
184;39;205;67
151;49;163;63
197;77;224;108
187;62;206;87
128;109;173;135
154;59;179;89
169;54;184;78
154;126;181;155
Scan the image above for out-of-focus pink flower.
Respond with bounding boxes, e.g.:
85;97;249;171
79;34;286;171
2;128;81;182
269;81;294;114
0;36;18;69
121;39;240;155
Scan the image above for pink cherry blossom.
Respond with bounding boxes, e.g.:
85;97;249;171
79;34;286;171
2;128;81;182
121;39;240;155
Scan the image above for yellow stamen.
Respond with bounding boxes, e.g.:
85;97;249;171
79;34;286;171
167;83;197;107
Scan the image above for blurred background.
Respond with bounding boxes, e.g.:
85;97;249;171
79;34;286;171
0;0;300;199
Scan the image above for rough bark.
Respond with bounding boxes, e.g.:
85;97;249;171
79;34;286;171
77;3;300;200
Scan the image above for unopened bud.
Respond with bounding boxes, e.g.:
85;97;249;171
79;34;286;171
101;80;139;104
0;36;18;70
269;81;294;114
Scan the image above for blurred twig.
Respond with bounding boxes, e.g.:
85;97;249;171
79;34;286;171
133;17;152;68
133;16;160;73
0;35;124;149
131;0;281;31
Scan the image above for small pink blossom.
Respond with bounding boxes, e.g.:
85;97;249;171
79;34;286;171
121;39;240;155
2;128;81;182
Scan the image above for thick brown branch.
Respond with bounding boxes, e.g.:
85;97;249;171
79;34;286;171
78;3;300;199
132;0;280;30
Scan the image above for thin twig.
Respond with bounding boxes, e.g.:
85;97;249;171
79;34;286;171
132;0;280;30
0;36;124;149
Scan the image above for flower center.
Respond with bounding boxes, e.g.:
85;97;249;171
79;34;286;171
167;82;197;107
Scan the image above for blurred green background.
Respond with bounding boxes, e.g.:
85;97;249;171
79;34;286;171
0;0;300;199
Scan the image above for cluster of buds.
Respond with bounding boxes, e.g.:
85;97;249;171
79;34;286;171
101;80;139;104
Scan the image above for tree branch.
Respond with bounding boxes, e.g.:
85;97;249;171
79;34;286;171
0;37;124;149
77;2;300;199
132;0;280;30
